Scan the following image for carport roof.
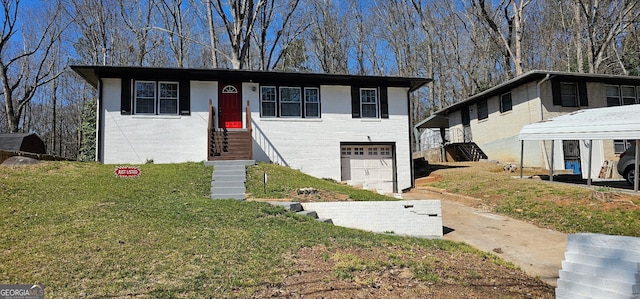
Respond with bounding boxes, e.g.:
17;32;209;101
518;104;640;141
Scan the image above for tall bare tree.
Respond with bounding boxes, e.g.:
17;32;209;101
0;0;67;133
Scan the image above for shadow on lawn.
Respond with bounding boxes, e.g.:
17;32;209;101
414;160;469;179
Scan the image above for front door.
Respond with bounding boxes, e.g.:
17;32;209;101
218;84;242;129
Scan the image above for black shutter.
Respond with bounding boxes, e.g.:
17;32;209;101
578;81;588;106
121;77;132;115
380;87;389;119
179;80;190;115
351;86;360;118
551;80;561;106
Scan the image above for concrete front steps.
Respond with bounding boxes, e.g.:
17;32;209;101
206;160;254;200
268;201;333;224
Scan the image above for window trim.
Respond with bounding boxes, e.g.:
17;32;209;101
360;87;379;118
158;81;179;115
133;80;180;116
500;92;512;113
304;87;320;118
279;86;302;118
259;85;321;119
260;86;277;117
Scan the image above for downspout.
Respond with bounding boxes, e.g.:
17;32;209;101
536;74;553;171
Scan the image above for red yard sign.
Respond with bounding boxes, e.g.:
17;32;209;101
114;166;141;177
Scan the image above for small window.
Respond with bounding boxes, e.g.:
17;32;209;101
360;88;378;118
380;147;391;156
368;147;378;155
135;81;156;114
354;147;364;155
622;86;636;105
341;147;351;156
304;88;320;118
477;100;488;120
560;82;578;107
158;82;178;114
261;86;276;117
280;87;302;117
500;92;512;113
614;140;633;154
606;85;621;107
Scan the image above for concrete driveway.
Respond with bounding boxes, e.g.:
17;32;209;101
403;188;567;287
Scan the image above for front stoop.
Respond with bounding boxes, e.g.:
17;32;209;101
207;160;255;200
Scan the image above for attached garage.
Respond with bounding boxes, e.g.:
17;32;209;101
340;143;396;194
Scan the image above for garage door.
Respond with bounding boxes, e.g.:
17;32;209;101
341;145;394;194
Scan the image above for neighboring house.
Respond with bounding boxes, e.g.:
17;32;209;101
71;66;430;193
419;70;640;178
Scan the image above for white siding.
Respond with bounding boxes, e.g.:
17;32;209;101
101;79;212;164
250;85;412;191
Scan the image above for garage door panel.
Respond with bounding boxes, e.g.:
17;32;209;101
340;145;394;194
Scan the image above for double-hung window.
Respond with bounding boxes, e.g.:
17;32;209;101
134;81;179;115
560;82;578;107
304;88;320;118
261;86;277;117
360;88;378;118
280;87;302;117
606;84;640;153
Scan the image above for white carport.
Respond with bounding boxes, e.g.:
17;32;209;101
518;104;640;192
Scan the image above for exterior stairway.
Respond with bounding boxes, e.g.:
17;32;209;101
209;129;252;161
268;202;333;224
446;142;488;161
209;160;255;200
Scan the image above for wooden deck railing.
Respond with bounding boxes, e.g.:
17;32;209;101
207;99;253;160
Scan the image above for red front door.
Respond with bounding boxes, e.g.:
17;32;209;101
218;84;242;129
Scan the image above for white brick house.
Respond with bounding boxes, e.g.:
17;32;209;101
420;70;640;178
72;66;430;193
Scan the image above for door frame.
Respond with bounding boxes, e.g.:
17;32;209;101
218;83;242;129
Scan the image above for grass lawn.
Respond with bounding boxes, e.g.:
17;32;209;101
0;162;552;298
422;161;640;237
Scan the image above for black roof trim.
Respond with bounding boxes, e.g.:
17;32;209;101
435;70;640;115
70;65;431;92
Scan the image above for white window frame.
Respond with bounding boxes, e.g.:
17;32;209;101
360;88;378;118
279;87;302;117
304;87;320;118
134;80;179;115
260;86;277;117
158;81;179;115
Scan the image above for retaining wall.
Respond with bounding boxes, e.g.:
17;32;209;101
301;200;442;238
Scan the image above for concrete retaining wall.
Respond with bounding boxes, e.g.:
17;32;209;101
301;200;442;238
556;233;640;299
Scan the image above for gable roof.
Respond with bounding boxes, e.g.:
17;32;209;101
435;70;640;115
70;66;431;92
518;104;640;141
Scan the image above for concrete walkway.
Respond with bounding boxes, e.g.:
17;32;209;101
403;188;567;287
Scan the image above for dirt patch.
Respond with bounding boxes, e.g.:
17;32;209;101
254;244;554;298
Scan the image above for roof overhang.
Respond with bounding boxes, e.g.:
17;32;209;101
70;65;431;92
519;104;640;141
414;114;449;129
435;70;640;115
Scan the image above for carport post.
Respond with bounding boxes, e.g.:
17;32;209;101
635;140;639;192
520;140;524;178
550;140;554;182
587;140;593;187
